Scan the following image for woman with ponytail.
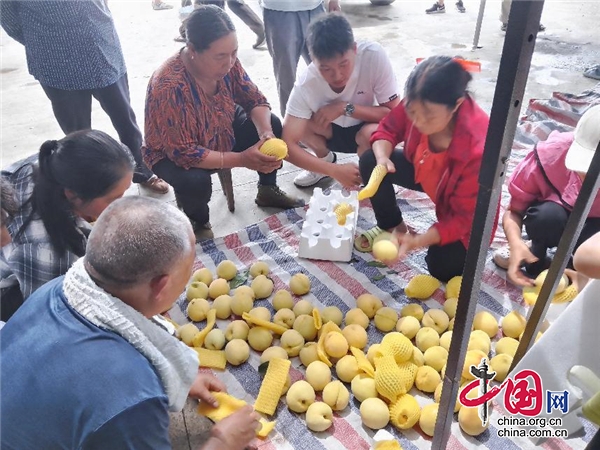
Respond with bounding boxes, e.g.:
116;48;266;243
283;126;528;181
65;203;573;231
356;56;497;282
1;130;134;303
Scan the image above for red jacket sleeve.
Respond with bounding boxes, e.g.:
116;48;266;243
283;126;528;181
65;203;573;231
370;101;408;147
433;155;482;246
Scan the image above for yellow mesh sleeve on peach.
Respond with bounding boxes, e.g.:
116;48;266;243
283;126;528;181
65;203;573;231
389;393;421;430
445;275;462;299
379;332;413;364
552;284;578;304
405;274;441;300
375;354;406;402
259;138;288;160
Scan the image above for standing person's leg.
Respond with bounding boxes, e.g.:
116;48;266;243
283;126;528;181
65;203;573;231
226;0;265;49
151;158;214;239
522;201;570;276
230;106;304;209
425;241;467;282
92;74;168;193
500;0;511;28
264;5;324;116
40;85;93;134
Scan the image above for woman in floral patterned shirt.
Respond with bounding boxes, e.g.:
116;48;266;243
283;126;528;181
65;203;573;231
143;5;303;240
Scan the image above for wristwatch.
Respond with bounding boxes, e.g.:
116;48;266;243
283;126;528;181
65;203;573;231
344;102;355;117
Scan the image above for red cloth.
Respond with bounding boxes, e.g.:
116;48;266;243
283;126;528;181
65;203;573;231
508;131;600;217
370;96;498;248
413;134;448;201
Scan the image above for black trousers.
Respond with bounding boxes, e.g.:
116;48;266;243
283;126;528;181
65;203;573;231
41;74;152;184
360;148;467;282
523;201;600;275
152;107;282;226
0;284;24;322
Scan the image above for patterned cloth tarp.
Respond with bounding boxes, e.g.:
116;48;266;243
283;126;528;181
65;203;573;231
168;84;600;450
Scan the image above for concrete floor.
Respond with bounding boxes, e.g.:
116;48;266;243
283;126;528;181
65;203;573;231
1;1;599;448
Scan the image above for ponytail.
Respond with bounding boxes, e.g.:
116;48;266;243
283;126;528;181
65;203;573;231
16;130;135;257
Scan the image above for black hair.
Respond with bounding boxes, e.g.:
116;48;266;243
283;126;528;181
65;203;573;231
0;177;18;227
404;56;473;109
16;130;135;257
307;13;354;61
185;5;235;53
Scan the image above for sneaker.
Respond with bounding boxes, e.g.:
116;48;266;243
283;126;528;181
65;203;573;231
426;2;445;14
492;240;533;270
501;23;507;31
584;65;600;81
538;23;546;32
456;0;465;13
255;185;305;209
293;152;337;188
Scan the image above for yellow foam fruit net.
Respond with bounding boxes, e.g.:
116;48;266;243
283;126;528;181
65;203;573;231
375;354;406;402
397;361;418;392
192;309;217;347
379;332;413;364
389;394;421;430
259;138;288;160
193;348;227;370
358;164;388;201
522;283;578;306
350;346;375;378
197;392;276;438
254;357;292;415
405;274;441;300
242;312;287;335
333;202;354;226
445;275;462;299
374;440;403;450
551;284;578;304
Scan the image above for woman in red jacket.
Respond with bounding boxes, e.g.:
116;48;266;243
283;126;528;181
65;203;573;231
356;56;491;282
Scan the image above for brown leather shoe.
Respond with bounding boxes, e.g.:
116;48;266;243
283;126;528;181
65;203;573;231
140;175;170;195
255;185;305;210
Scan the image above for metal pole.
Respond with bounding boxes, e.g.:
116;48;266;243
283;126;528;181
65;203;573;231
432;2;545;448
511;140;600;369
471;0;487;51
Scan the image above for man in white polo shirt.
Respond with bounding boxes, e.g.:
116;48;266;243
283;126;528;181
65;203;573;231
282;13;400;188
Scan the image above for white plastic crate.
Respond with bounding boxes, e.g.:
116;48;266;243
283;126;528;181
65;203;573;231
298;188;359;262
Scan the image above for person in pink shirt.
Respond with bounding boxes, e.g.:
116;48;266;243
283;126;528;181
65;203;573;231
494;105;600;286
